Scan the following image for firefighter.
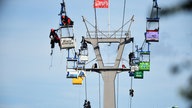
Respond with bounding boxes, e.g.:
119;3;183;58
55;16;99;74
61;15;74;26
49;28;61;55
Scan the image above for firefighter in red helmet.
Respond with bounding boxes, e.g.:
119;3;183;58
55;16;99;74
61;15;74;26
49;28;61;55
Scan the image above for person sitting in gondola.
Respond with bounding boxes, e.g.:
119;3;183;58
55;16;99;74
92;63;97;69
129;52;135;66
49;28;61;55
81;36;87;50
61;15;74;27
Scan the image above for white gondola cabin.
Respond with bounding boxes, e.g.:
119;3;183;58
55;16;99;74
59;25;76;49
130;65;139;72
60;37;76;49
66;71;78;78
66;56;86;78
66;57;78;78
79;49;88;62
66;70;86;78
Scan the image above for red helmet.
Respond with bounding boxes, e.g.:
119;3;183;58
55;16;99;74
51;28;54;32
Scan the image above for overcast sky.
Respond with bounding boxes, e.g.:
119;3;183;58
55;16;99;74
0;0;192;108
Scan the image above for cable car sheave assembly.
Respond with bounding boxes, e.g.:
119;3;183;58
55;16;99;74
48;0;160;108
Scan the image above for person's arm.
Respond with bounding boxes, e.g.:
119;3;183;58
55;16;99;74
49;32;52;38
49;32;54;39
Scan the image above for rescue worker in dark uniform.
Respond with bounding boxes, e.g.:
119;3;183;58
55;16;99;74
83;100;91;108
87;101;91;108
129;88;134;97
49;28;61;55
83;100;87;108
61;15;74;26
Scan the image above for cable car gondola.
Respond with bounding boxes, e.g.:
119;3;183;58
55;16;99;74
58;0;76;49
139;50;150;71
66;56;78;78
72;77;84;85
145;18;159;42
136;42;151;71
79;37;89;62
145;0;160;42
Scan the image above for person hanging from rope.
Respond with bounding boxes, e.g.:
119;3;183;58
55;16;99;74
83;100;88;108
87;101;91;108
49;28;61;55
129;88;134;97
61;15;74;27
83;100;91;108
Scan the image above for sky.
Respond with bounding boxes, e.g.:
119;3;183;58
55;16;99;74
0;0;192;108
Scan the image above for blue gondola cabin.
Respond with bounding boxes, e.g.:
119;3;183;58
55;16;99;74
66;70;79;78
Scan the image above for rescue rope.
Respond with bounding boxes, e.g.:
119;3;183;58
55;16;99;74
85;58;97;65
49;49;54;70
98;73;101;108
129;77;133;108
116;72;119;108
85;76;88;100
117;0;127;107
129;31;135;108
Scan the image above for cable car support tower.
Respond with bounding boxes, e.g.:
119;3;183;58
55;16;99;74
82;14;134;108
